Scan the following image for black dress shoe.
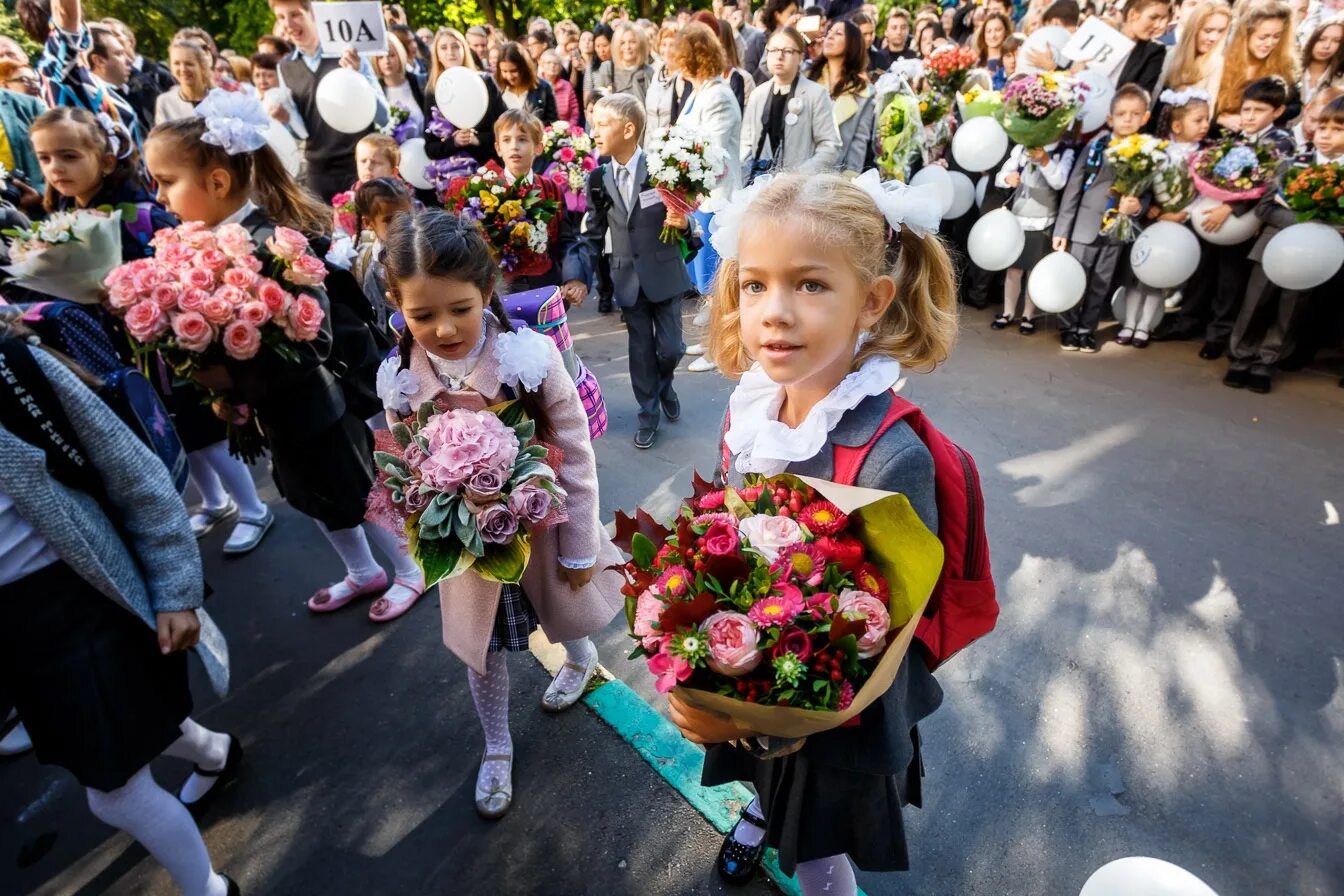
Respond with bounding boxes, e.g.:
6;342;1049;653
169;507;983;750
178;734;243;815
1078;333;1098;353
634;428;656;449
661;395;681;422
1247;372;1272;394
1199;341;1226;360
716;806;769;886
598;298;614;313
1060;330;1080;351
1223;368;1250;389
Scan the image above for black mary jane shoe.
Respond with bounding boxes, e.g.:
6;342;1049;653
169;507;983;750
716;806;769;886
990;313;1013;330
178;734;243;815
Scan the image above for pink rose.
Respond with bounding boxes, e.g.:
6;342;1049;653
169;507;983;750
403;442;427;469
222;319;262;360
284;253;328;287
130;271;155;294
402;485;429;513
181;267;215;291
257;279;292;316
702;519;740;556
171;311;215;353
201;294;236;326
106;280;138;310
701;611;762;677
214;223;255;259
647;648;692;694
287;294;325;341
199;248;230;271
580;155;597;171
234;254;262;273
266;226;309;262
738;514;804;563
238;301;271;327
158;243;195;267
835;589;891;659
223;267;257;290
478;503;520;544
179;225;215;249
149;283;181;310
179;288;210;313
215;285;246;307
558;146;576;163
124;301;168;342
548;169;568;188
632;588;668;651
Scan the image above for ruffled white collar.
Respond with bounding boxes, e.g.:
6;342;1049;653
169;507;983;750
724;352;903;476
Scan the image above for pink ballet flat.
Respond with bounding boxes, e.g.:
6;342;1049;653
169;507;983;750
306;570;390;614
367;579;427;623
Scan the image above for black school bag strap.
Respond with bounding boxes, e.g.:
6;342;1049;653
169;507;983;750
0;337;107;501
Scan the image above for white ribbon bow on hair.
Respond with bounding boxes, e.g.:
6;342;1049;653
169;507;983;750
851;169;943;239
94;113;126;160
194;89;272;155
1158;87;1212;108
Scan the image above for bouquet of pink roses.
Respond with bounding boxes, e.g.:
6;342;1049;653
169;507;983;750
614;472;942;737
540;120;599;214
371;398;566;585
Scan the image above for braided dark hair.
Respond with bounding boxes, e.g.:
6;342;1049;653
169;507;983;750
382;209;553;440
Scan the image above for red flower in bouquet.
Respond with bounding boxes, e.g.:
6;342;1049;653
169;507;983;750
799;500;847;536
816;534;865;572
922;45;979;94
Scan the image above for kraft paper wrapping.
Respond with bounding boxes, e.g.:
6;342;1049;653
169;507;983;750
672;474;944;739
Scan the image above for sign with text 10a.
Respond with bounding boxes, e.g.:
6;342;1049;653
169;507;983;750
315;1;387;57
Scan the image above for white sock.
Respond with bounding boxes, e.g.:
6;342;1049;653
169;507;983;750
553;637;596;692
467;653;513;786
163;719;232;805
200;441;267;519
733;797;766;847
187;449;229;511
1002;268;1023;318
795;854;857;896
85;765;229;896
363;522;423;605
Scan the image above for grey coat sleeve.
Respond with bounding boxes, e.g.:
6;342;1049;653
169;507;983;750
1053;155;1088;242
34;349;203;613
800;88;842;173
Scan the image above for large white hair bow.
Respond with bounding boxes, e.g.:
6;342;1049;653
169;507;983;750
1158;87;1212;108
195;89;271;155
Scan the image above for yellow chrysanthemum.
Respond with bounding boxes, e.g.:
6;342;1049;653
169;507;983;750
499;200;524;220
479;192;499;211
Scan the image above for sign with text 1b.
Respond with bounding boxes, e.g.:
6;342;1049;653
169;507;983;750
315;1;386;57
1061;17;1135;78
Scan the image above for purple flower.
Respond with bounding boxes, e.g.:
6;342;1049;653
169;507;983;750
478;503;520;544
403;486;429;513
467;468;505;504
508;483;554;524
427;108;456;140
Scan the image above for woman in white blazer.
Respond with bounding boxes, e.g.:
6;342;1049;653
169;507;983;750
740;27;842;180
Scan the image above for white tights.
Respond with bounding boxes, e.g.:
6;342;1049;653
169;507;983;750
795;855;858;896
1002;268;1037;320
85;765;229;896
1122;283;1165;334
187;441;265;518
316;520;423;603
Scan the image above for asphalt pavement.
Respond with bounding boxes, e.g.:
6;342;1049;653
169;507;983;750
3;300;1343;896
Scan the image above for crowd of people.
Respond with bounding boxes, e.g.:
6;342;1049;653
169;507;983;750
0;0;1339;894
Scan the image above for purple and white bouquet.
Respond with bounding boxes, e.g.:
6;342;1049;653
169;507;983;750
377;102;421;144
371;398;565;585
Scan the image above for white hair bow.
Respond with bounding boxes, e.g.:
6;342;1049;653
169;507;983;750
195;89;271;156
94;113;131;160
1158;87;1212;108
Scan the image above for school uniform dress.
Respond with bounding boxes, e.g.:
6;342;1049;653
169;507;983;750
996;144;1076;275
379;321;624;674
0;346;228;791
702;361;941;876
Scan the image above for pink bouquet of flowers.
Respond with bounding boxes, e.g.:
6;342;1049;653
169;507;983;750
371;398;565;585
540;120;599;214
331;188;358;238
614;473;942;737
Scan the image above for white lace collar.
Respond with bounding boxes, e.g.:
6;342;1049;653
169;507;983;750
427;316;490;390
724;351;903;476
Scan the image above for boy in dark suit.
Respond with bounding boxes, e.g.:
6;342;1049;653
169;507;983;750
564;93;697;450
1053;84;1152;354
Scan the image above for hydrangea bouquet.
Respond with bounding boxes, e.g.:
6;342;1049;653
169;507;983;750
997;72;1086;148
1282;162;1344;225
1191;138;1283;202
442;167;560;276
540;120;599;213
371;399;565;585
4;209;126;303
1101;134;1169;241
646;125;729;242
614;473;942;736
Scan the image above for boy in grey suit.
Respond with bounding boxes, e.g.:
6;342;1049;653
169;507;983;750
565;93;698;449
1053;85;1152;353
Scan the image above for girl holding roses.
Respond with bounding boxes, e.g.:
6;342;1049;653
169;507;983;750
144;90;426;623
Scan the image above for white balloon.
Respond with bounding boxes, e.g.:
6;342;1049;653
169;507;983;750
264;120;301;176
1188;195;1261;245
315;68;377;134
910;165;954;216
1075;68;1115;134
946;171;976;219
951;116;1010;173
1017;26;1072;75
435;68;489;128
1029;250;1086;312
1262;222;1344;290
1079;857;1220;896
398;137;433;191
1130;221;1201;288
976;175;988;208
967;208;1025;271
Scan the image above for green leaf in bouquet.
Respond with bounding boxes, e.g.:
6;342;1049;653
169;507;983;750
513;460;556;483
723;488;752;519
374;451;409;477
518;444;548;461
421;493;454;528
417;536;467;587
473;536;531;584
512;419;537;444
625;593;639;630
462;518;485;558
451;505;479;553
416;401;435;427
390;422;413;448
390;487;404;503
631;532;657;568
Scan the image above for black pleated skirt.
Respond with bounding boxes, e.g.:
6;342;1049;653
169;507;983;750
0;562;192;791
268;412;376;530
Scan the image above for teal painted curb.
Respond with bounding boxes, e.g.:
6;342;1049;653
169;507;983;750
583;678;869;896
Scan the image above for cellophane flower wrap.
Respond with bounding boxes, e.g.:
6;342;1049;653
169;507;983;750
377;102;421;144
371;398;565;585
876;92;921;181
331;188;358;238
614;473;943;738
1190;138;1283;202
1282;162;1344;225
1101;134;1169;242
540;120;599;214
646;125;728;242
957;84;1003;120
1152;162;1196;214
442;167;559;276
425;109;479;194
4;209;126;303
99;221;328;457
923;45;979;95
917;90;954;163
996;71;1085;148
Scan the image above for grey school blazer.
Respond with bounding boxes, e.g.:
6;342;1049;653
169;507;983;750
0;348;229;696
1054;134;1115;246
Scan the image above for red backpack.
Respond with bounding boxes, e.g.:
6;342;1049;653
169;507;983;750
722;391;997;670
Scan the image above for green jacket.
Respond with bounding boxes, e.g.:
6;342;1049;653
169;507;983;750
0;87;46;192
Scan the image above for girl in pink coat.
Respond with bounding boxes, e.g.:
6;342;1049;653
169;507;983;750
374;209;623;819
